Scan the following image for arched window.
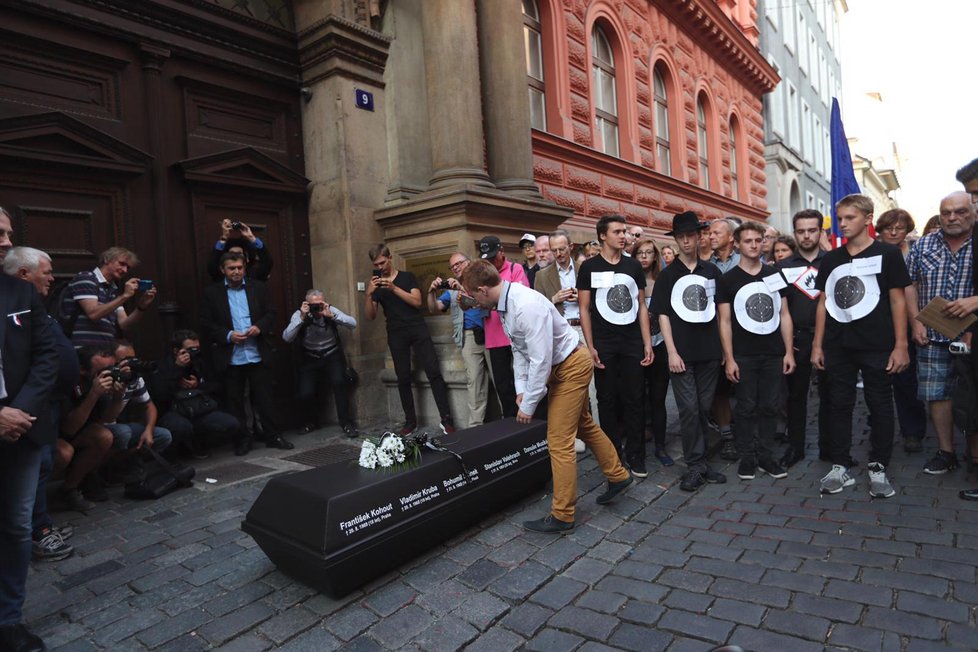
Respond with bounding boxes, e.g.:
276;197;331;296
696;96;710;189
652;66;671;175
523;0;546;130
591;25;619;157
729;118;740;200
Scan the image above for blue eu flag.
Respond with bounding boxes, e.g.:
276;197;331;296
830;97;861;246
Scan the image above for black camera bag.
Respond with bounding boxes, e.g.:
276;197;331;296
124;448;195;500
173;389;219;420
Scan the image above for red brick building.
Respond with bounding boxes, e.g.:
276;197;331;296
525;0;779;234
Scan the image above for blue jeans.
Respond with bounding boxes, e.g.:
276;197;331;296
0;437;43;624
105;423;173;452
31;444;54;537
158;409;243;446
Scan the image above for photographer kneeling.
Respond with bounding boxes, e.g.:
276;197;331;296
282;290;358;437
97;340;172;488
152;330;245;458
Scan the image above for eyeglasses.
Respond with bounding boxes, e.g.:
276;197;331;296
882;225;907;233
449;261;468;272
588;240;599;247
635;250;656;258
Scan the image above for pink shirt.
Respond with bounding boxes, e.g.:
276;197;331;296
485;260;529;348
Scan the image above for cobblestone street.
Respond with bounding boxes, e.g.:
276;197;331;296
24;393;978;651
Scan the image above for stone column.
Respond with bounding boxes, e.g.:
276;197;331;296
476;0;541;197
421;0;493;190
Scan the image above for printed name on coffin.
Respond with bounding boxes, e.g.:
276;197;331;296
484;451;521;474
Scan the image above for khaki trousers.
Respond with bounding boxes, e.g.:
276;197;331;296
547;346;630;522
570;324;599;426
459;332;490;428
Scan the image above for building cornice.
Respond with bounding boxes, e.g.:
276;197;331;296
659;0;780;95
533;131;770;221
297;14;391;87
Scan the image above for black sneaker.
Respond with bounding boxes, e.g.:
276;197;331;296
342;423;359;438
758;458;788;479
234;437;253;456
737;458;756;480
398;421;417;436
32;527;74;562
523;514;574;533
703;467;727;484
596;474;634;505
628;458;648;478
719;438;739;461
679;469;705;492
53;524;74;541
923;450;959;475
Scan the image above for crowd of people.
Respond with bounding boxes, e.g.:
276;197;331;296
2;158;978;650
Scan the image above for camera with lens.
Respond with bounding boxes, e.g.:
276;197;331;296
104;366;129;383
109;357;158;383
309;303;324;315
436;279;452;290
231;221;243;230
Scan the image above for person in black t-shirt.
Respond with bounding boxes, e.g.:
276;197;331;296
812;194;910;499
578;215;653;476
652;211;727;492
717;221;795;482
364;244;454;436
777;209;832;468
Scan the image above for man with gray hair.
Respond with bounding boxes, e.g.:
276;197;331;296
708;218;741;273
61;246;158;347
3;247;53;296
283;289;358;437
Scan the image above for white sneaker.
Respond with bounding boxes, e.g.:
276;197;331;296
868;463;896;498
574;439;586;454
820;464;855;494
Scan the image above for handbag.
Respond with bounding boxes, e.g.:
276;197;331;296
173;389;219;420
124;447;196;500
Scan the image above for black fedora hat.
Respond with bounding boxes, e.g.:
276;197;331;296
665;211;708;236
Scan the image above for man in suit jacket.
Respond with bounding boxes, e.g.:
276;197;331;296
200;252;292;455
0;208;61;652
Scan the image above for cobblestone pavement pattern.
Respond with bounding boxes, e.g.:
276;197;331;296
23;392;978;651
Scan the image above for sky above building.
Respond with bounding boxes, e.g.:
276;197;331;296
840;0;977;223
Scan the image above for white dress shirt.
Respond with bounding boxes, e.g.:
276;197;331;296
557;260;580;320
496;281;579;416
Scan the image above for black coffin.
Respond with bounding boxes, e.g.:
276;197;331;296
242;419;551;597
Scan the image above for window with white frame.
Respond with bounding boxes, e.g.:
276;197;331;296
824;127;831;179
802;101;812;163
766;0;779;29
809;30;818;82
653;66;671;175
697;97;710;189
813;115;823;175
798;10;808;75
806;191;816;209
523;0;546;131
787;82;799;150
818;198;827;216
783;2;795;52
592;25;619;157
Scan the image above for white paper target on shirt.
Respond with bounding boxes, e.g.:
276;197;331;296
671;274;716;323
595;273;640;325
824;260;881;323
733;282;782;335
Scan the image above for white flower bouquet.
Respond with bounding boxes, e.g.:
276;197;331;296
358;432;422;471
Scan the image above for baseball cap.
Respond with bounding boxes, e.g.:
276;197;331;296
518;233;536;248
478;235;503;259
